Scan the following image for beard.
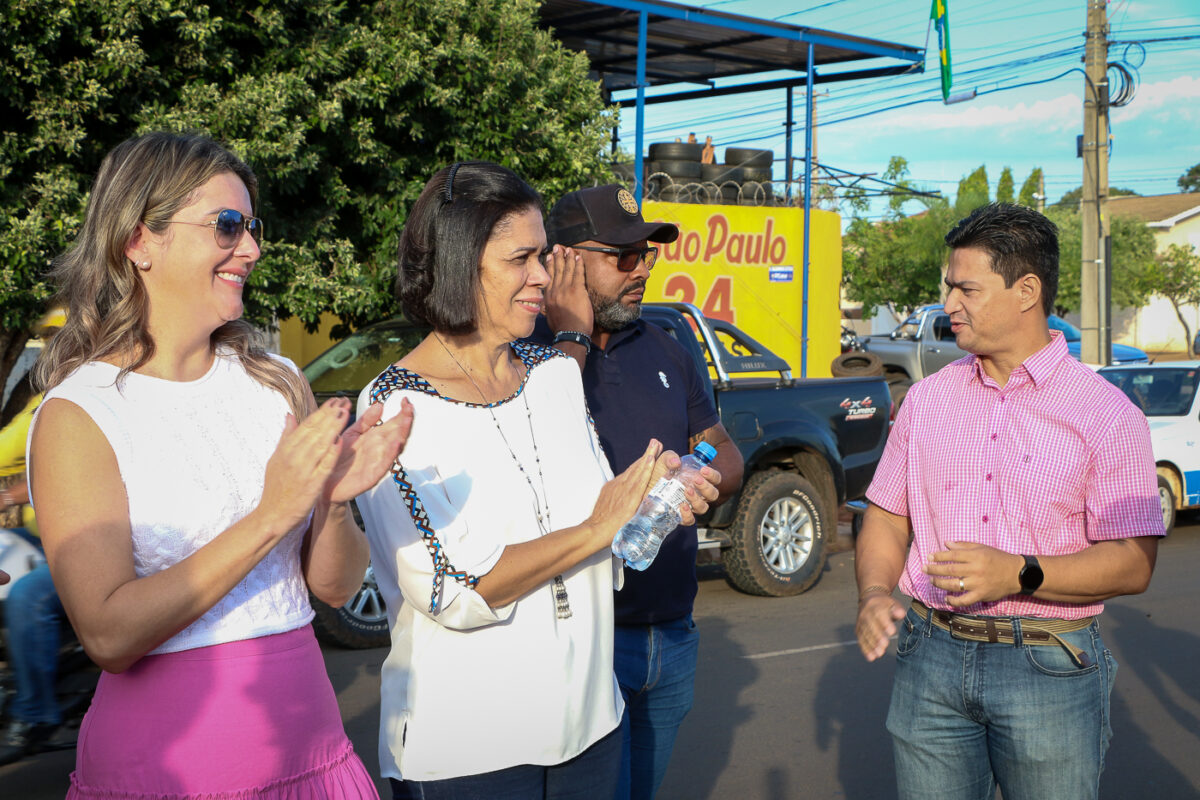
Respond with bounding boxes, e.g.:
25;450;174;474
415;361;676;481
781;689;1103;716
591;285;643;331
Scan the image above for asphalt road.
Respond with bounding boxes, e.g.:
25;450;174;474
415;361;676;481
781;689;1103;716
4;520;1199;799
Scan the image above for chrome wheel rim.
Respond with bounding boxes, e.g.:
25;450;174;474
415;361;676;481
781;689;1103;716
759;497;815;575
344;564;387;623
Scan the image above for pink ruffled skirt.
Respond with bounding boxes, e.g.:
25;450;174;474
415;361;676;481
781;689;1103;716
67;625;378;799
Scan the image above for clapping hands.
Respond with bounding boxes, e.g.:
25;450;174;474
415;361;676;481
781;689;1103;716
325;398;414;503
260;397;414;534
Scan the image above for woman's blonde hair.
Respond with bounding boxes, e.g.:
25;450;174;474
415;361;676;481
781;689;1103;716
34;132;310;417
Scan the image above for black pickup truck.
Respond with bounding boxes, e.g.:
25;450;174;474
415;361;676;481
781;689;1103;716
301;303;891;647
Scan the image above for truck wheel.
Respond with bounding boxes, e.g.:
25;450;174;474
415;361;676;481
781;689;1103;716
831;351;883;377
310;562;391;649
889;379;913;410
1158;474;1176;535
724;470;829;596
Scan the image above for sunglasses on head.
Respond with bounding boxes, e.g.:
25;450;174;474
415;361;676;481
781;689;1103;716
165;208;264;249
572;244;658;271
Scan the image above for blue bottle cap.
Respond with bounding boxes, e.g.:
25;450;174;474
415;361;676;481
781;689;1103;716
693;442;717;463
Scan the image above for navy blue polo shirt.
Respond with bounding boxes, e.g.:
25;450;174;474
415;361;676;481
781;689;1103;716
529;316;719;625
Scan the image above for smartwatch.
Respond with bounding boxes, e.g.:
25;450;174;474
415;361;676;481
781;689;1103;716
1018;555;1044;595
553;330;592;354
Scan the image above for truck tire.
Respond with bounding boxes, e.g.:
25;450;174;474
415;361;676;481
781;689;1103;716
739;167;774;183
310;562;391;649
725;147;774;168
1158;474;1176;535
739;181;769;205
724;470;829;596
647;159;702;180
701;163;741;182
831;351;883;377
659;184;693;204
649;141;703;161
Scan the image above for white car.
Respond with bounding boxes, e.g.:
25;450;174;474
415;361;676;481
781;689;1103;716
1099;361;1200;533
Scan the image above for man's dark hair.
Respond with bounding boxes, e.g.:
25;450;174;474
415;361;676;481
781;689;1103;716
396;161;543;334
944;202;1059;316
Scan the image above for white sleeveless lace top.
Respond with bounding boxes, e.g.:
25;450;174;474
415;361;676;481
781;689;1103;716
33;351;314;655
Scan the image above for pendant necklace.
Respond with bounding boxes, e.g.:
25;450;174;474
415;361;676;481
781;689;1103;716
435;334;572;619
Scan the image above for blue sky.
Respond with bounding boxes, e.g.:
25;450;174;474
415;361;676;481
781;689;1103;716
610;0;1200;218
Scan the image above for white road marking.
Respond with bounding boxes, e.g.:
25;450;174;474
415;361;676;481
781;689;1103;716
743;635;897;660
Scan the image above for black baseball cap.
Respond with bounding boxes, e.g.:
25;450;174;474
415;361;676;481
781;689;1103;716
546;184;679;247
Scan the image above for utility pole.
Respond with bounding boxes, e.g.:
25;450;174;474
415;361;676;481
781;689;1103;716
1080;0;1111;365
785;90;825;204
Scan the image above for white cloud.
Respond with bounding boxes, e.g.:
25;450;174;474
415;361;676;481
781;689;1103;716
867;94;1080;135
1111;76;1200;123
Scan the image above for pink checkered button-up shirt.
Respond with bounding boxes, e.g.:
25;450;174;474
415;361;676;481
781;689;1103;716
867;331;1164;619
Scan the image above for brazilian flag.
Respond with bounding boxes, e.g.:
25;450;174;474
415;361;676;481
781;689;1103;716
931;0;951;101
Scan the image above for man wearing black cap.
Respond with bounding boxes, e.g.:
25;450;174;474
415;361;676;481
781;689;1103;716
529;185;744;799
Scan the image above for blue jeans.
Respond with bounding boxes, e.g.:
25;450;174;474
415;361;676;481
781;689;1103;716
887;604;1116;800
613;616;699;800
5;560;66;726
390;726;621;800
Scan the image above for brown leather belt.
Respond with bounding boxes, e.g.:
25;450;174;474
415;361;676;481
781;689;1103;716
911;600;1095;668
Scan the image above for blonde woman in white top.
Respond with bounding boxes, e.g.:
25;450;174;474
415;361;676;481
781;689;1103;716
29;132;410;799
356;161;721;799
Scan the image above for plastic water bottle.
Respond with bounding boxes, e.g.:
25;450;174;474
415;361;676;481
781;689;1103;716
613;442;718;571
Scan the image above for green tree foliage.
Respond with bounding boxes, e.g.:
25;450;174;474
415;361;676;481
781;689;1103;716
1017;167;1044;209
1179;163;1200;193
1044;209;1155;316
955;166;990;216
842;157;956;317
842;205;957;318
1051;185;1139;208
996;167;1015;204
842;161;1157;323
0;0;614;390
1140;244;1200;355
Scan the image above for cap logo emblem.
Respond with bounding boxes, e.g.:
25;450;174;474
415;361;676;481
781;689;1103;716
616;188;639;216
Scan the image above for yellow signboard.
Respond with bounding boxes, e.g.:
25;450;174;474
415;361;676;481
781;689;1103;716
642;201;841;378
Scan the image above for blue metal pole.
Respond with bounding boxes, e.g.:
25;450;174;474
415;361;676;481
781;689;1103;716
634;11;647;204
801;43;815;378
784;87;793;202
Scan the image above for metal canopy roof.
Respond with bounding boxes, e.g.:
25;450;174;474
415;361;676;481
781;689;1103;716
538;0;926;378
539;0;925;96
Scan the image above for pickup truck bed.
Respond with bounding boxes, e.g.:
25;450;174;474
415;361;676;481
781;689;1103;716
643;304;891;596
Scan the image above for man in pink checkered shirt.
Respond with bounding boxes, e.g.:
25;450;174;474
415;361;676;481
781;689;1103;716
855;203;1164;800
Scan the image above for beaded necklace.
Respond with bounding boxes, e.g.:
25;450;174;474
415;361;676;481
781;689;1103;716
435;334;572;619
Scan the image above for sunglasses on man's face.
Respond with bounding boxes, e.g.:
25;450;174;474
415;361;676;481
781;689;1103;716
166;208;264;250
572;245;658;272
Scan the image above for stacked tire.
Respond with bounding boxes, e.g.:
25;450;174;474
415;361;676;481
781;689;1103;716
830;351;883;378
724;147;774;206
608;144;776;206
645;141;701;203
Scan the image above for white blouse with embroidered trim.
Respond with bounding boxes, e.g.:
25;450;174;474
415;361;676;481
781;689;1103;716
355;342;624;782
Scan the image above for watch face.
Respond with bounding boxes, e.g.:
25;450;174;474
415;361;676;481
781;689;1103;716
1020;559;1045;591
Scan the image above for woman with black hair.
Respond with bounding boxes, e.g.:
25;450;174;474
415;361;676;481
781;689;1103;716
356;161;720;799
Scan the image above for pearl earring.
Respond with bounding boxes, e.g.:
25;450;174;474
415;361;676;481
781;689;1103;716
138;260;151;271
